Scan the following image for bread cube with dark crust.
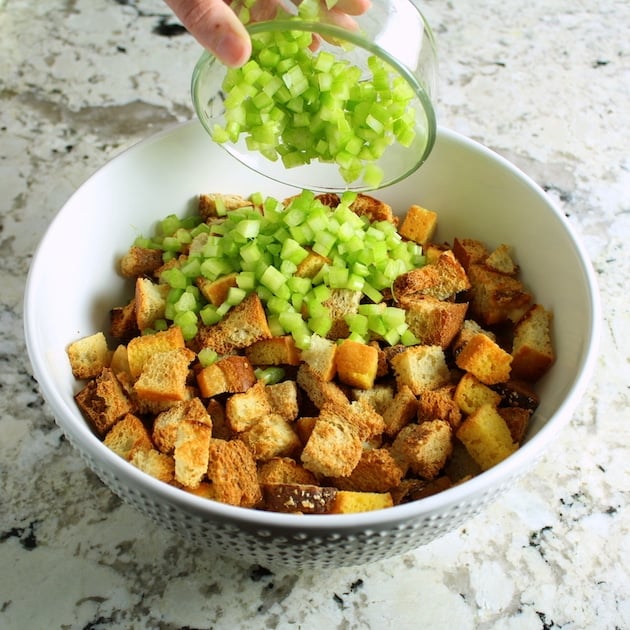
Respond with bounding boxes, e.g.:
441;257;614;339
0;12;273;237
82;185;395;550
110;299;138;341
452;237;489;272
261;483;337;514
75;367;133;437
511;304;555;381
498;407;532;444
196;355;257;398
245;335;302;367
350;192;397;224
329;448;405;493
391;420;453;479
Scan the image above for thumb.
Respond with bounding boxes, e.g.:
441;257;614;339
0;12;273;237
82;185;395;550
164;0;251;67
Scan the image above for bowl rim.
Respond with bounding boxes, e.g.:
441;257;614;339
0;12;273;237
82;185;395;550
23;121;602;532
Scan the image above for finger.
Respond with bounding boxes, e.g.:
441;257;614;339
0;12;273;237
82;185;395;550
164;0;251;67
331;0;371;16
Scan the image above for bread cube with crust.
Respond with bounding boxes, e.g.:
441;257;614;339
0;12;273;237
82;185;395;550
295;249;330;279
198;192;253;220
335;339;379;390
153;397;211;454
511;304;555;381
452;237;489;272
299;334;337;380
206;438;262;507
174;417;212;488
193;293;272;354
453;372;502;415
485;243;520;276
390;345;451;395
417;385;462;430
400;294;468;348
67;331;111;380
265;380;299;422
126;326;186;380
398;204;438;246
451;318;497;358
110;299;138;341
330;490;394;513
467;263;531;325
130;448;175;483
296;363;349;409
75;367;133;437
261;483;337;514
135;277;169;331
498;406;532;444
245;335;301;366
352;382;395;416
455;332;512;386
393;250;470;301
456;403;517;470
119;245;164;279
492;379;540;412
332;400;385;442
301;413;363;478
257;457;318;486
195;272;238;307
350;192;396;224
225;381;271;432
382;384;417;437
109;344;130;378
103;413;152;460
322;289;362;339
196;355;257;398
330;448;404;493
238;413;301;461
391;420;453;479
133;347;196;402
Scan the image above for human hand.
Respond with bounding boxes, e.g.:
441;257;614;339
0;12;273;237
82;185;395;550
163;0;371;68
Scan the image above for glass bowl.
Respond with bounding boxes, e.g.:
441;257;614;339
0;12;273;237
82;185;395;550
191;0;437;191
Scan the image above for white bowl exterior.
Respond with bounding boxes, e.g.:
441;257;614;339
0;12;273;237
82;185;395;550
24;122;600;569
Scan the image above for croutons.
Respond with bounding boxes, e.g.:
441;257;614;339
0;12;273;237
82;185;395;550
455;332;512;385
390;345;451;395
398;204;438;246
67;332;111;380
335;339;379;390
511;304;555;381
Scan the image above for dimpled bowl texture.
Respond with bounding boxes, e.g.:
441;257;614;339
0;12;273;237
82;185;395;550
24;121;600;570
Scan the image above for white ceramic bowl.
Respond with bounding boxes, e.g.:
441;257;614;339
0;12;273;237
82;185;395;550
24;121;600;569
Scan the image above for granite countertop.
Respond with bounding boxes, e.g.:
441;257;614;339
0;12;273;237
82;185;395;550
1;0;628;628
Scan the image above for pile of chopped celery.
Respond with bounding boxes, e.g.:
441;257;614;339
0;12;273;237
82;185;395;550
211;2;417;187
136;190;425;349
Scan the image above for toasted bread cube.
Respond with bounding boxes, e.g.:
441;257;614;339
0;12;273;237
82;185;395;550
382;384;418;437
492;379;540;412
196;272;238;307
350;193;396;224
485;243;519;276
391;476;454;504
103;413;153;460
196;355;257;398
417;385;462;430
257;457;318;486
295;249;331;278
206;438;262;507
198;192;253;220
126;326;185;380
335;339;379;390
453;372;502;415
398;204;438;246
455;333;512;386
391;420;453;479
133;347;196;402
329;490;394;514
245;335;301;367
109;344;130;378
331;448;404;493
498;407;532;444
135;277;169;331
174;417;212;488
194;293;271;354
423;242;451;265
206;398;231;440
110;299;138;341
295;416;317;445
75;368;132;437
299;334;337;380
456;404;518;471
296;363;349;409
322;289;362;340
67;332;111;380
332;400;385;442
467;263;531;325
390;345;451;395
153;397;211;454
265;380;299;422
301;417;362;478
130;448;175;483
225;381;272;432
400;295;468;348
451;318;497;358
452;238;489;272
352;383;395;416
238;413;301;461
511;304;555;381
261;483;337;514
393;250;470;301
119;245;164;279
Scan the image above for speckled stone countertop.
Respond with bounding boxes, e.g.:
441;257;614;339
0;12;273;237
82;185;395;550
1;1;628;628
